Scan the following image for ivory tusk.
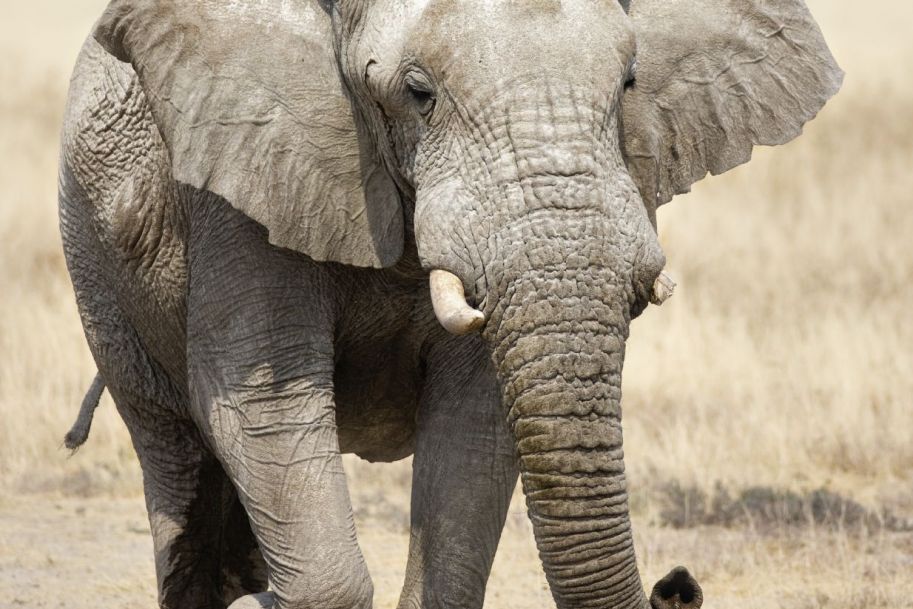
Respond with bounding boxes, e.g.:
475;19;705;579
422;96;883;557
650;271;676;305
429;269;485;335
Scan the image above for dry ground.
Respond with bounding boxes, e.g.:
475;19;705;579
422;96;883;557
1;1;912;608
3;491;912;609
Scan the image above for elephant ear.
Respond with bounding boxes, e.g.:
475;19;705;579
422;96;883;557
621;0;843;217
94;0;403;268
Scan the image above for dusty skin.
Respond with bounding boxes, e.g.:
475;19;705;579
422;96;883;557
1;1;912;608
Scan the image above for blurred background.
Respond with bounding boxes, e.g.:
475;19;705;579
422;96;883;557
0;1;910;607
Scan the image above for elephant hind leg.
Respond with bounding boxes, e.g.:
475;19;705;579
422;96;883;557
110;386;267;608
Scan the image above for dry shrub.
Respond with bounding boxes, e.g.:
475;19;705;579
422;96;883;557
655;481;912;533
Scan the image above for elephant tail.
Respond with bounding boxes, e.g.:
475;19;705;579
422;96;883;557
64;373;106;451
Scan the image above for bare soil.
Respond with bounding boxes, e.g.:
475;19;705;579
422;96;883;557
2;488;912;609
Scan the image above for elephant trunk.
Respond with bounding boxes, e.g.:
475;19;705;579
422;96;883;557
416;95;699;604
485;263;648;609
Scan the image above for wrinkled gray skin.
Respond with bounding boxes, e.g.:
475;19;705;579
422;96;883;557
58;0;841;608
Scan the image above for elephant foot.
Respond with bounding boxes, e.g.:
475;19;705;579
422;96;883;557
650;567;703;609
228;591;274;609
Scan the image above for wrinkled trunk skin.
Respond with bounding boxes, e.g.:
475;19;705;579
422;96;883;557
484;238;647;609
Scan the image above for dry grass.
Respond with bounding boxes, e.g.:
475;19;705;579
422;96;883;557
623;84;913;514
0;0;911;607
0;60;141;495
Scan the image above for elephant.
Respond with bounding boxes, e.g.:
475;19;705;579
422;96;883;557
57;0;841;608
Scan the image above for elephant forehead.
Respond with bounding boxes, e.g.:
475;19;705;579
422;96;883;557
413;0;634;86
208;0;320;34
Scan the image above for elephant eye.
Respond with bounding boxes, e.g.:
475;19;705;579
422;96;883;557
405;73;436;116
624;58;637;88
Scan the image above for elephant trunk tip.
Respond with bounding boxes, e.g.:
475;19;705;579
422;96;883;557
429;269;485;335
650;566;703;609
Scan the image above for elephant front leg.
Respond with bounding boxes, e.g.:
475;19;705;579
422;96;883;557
201;384;370;609
187;200;372;609
399;335;519;609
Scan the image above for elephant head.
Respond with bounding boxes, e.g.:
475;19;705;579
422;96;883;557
95;0;841;607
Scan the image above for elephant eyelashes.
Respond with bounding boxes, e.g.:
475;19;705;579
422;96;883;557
405;73;436;116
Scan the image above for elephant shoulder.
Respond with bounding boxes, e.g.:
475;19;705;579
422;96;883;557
61;36;171;221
